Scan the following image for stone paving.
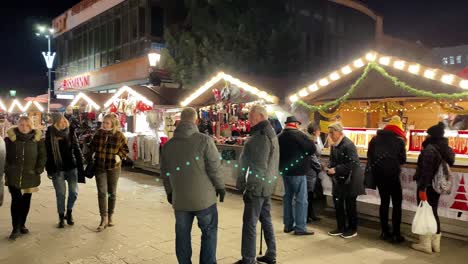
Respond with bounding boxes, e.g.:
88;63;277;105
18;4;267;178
0;169;467;264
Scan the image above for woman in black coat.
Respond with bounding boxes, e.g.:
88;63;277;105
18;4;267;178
412;122;455;254
45;114;84;229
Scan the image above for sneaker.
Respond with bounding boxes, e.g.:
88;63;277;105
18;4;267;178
294;230;315;236
256;255;276;264
283;227;294;233
328;229;344;236
20;226;29;234
341;230;358;239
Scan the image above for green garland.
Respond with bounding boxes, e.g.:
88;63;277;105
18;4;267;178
295;62;468;112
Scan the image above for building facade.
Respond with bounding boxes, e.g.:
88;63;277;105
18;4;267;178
432;45;468;72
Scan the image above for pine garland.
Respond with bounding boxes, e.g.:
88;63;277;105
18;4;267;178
295;62;468;112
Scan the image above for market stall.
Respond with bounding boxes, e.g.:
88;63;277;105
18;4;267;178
7;99;45;129
179;71;287;190
288;50;468;238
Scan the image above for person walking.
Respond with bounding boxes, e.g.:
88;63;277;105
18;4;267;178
367;116;407;243
306;122;323;222
326;122;365;239
45;114;85;228
4;117;46;240
412;122;455;254
236;105;279;264
89;113;129;231
0;136;5;207
162;107;225;264
278;116;316;236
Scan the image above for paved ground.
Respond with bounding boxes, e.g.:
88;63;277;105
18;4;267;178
0;169;467;264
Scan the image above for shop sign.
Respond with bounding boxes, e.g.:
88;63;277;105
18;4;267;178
71;0;103;15
60;75;91;90
52;13;68;34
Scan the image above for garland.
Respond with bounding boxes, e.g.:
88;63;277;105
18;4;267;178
295;62;468;112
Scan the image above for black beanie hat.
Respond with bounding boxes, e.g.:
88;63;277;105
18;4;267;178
427;122;445;138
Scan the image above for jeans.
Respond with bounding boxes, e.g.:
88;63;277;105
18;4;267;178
9;187;32;229
333;195;358;232
283;175;308;232
95;167;121;216
241;196;276;264
377;180;402;236
52;169;79;215
417;186;441;234
175;204;218;264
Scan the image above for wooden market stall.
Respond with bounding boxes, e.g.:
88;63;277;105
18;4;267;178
288;50;468;239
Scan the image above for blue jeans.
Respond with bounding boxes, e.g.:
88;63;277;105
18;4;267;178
175;204;218;264
52;169;79;215
283;175;308;233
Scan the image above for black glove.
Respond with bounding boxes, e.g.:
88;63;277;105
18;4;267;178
167;193;173;204
243;191;253;203
216;189;226;202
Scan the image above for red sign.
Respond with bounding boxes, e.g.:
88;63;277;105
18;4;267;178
52;13;68;34
71;0;103;15
60;75;90;90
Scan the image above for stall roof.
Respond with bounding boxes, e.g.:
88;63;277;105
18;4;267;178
288;50;468;103
104;85;185;108
69;92;108;110
7;99;45;113
179;72;286;107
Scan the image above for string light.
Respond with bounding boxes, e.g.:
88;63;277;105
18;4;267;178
441;74;455;85
70;92;101;110
298;89;309;98
0;100;6;111
308;83;319;92
379;57;391;66
330;72;340;81
319;78;329;87
354;59;365;68
393;60;406;70
365;52;377;61
408;64;420;74
105;86;152;108
341;65;352;75
8;100;32;113
290;95;299;102
460;80;468;89
424;69;435;79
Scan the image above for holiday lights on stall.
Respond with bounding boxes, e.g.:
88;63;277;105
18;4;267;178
0;99;6;111
180;72;279;106
7;99;44;113
69;92;101;110
104;86;153;108
288;50;468;102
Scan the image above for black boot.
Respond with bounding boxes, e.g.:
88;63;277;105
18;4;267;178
20;226;29;234
65;210;74;226
58;214;65;228
9;227;21;241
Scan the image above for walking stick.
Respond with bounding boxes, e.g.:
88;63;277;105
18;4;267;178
259;226;263;255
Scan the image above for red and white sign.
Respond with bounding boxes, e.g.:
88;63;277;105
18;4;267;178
60;75;90;90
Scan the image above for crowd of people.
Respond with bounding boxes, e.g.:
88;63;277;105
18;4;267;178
0;105;454;263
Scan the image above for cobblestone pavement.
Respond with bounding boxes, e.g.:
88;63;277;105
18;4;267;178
0;169;467;264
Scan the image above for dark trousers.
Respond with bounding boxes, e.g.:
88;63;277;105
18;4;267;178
417;186;441;234
333;195;357;232
175;204;218;264
377;180;403;236
307;191;317;218
95;167;120;216
242;196;276;264
9;186;32;230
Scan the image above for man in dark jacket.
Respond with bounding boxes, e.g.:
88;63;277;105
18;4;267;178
236;105;279;264
326;122;365;239
278;116;316;236
412;122;455;254
367;116;407;243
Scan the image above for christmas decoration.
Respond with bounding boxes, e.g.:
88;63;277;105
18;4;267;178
450;176;468;217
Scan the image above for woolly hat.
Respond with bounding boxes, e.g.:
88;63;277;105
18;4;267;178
386;116;404;131
384;116;406;141
427;122;445;138
328;122;344;132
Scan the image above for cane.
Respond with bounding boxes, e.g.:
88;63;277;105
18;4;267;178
259;226;263;255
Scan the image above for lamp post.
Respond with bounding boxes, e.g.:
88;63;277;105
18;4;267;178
36;25;56;113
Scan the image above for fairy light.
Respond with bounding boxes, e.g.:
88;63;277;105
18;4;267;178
33;102;45;112
441;74;455;85
319;78;329;87
70;92;101;110
105;86;152;108
289;95;299;102
408;64;420;74
378;57;391;66
424;69;435;79
459;80;468;89
365;52;377;61
341;65;352;75
330;72;340;81
0;100;6;111
8;99;32;113
353;59;365;68
298;89;309;98
393;60;406;70
308;83;319;92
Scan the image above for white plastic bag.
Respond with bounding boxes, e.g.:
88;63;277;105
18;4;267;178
411;201;437;235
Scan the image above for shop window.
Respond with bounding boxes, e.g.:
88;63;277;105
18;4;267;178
122;13;129;44
114;17;121;46
457;55;462;64
450;56;455;65
442;57;448;65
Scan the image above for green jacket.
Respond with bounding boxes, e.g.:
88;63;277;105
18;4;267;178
237;120;280;197
162;121;224;211
4;127;46;190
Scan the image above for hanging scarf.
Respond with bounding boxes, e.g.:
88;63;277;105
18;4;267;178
383;124;407;142
50;126;70;170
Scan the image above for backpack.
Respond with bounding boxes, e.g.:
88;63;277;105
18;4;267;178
432;147;453;195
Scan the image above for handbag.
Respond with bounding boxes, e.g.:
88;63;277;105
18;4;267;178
364;162;376;189
84;160;96;179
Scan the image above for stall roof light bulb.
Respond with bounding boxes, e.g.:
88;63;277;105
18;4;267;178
441;74;454;84
319;78;329;87
353;59;365;68
424;69;435;79
393;60;405;70
408;64;420;74
460;80;468;89
365;52;377;61
379;57;391;66
298;89;309;98
308;83;319;92
341;66;352;75
330;72;340;81
289;95;299;102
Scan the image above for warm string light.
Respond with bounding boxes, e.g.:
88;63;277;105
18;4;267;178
105;86;153;108
8;99;33;113
70;92;101;110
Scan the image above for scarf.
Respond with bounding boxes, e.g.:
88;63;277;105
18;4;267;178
285;123;300;129
50;126;70;170
383;124;407;142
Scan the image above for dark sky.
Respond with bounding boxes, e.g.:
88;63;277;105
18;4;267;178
1;0;468;96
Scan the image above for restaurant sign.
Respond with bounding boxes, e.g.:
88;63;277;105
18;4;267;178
59;75;91;90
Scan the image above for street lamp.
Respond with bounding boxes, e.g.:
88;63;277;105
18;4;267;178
148;52;161;67
36;25;56;113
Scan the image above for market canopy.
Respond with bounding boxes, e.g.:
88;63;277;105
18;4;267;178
104;85;185;108
288;51;468;111
179;72;284;107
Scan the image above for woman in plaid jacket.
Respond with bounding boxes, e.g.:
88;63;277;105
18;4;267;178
89;113;129;231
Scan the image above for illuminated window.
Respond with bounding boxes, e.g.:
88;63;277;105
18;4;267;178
442;57;448;65
450;56;455;65
457;55;462;64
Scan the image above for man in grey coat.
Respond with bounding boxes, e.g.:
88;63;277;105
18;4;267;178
162;107;225;264
0;137;5;207
236;105;279;264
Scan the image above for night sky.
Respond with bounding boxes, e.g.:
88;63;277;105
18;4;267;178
1;0;468;97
